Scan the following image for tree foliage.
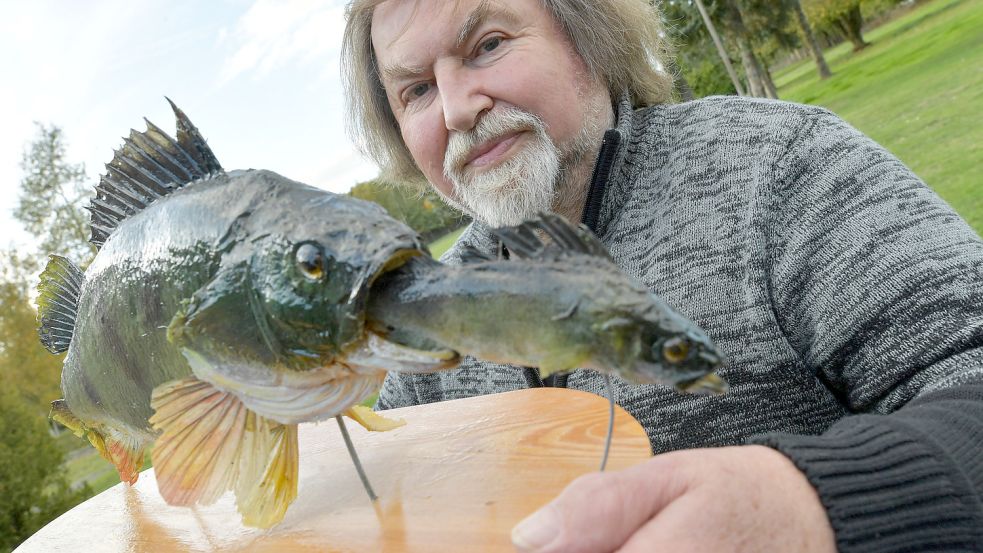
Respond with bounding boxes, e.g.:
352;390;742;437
803;0;871;50
0;389;90;552
0;251;63;419
349;180;467;242
15;124;95;264
664;0;739;98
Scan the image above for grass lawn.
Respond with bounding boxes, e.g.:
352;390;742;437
428;226;466;258
774;0;983;233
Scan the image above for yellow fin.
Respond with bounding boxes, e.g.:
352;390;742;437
235;417;298;528
150;377;299;528
48;399;119;472
345;405;406;432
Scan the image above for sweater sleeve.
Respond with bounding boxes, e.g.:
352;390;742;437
373;371;421;411
754;106;983;551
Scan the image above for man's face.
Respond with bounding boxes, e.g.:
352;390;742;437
371;0;612;226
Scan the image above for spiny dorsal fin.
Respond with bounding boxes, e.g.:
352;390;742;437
88;99;223;248
37;255;84;354
458;244;496;264
490;213;612;262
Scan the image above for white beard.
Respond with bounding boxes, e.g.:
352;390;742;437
442;107;561;228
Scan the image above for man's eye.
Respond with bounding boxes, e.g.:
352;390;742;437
479;36;502;54
404;82;431;103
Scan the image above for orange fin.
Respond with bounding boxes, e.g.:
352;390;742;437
106;436;146;485
345;405;406;432
150;377;299;528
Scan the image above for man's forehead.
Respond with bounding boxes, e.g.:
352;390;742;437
372;0;518;51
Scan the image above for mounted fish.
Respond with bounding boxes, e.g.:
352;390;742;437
368;213;728;395
37;100;457;528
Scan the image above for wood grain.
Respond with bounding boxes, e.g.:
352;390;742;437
18;387;652;552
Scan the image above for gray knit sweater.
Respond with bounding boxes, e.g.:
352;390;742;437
376;96;983;551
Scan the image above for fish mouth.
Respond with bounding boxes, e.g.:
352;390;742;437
676;373;729;396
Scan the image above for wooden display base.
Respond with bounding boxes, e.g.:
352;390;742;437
18;387;652;552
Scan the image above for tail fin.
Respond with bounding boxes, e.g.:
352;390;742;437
37;255;84;354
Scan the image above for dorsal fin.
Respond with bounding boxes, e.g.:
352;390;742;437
458;244;496;264
88;98;223;248
37;255;85;354
489;213;612;262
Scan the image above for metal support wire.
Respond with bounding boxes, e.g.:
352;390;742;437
336;415;378;501
599;373;615;472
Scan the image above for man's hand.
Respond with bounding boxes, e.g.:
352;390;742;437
511;445;836;553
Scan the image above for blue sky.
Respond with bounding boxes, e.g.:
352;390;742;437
0;0;379;251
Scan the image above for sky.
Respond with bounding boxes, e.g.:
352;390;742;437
0;0;380;251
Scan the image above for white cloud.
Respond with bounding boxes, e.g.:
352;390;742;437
219;0;348;86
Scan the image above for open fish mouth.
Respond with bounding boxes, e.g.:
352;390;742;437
354;249;462;375
677;373;729;396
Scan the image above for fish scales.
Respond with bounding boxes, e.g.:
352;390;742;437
368;215;729;391
39;102;455;528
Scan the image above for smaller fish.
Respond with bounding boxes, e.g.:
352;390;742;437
367;214;727;394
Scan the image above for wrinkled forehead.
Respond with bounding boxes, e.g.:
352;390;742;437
372;0;473;49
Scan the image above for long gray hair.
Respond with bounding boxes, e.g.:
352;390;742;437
341;0;673;185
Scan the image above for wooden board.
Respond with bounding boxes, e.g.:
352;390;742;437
18;388;652;552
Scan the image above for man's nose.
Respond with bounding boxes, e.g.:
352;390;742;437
437;64;493;132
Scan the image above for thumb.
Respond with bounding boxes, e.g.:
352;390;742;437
511;459;686;553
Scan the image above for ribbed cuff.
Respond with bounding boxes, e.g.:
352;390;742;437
753;417;983;552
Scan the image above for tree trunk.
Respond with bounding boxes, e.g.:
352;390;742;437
761;64;779;99
737;37;766;97
723;0;766;98
792;0;832;79
837;5;870;51
692;0;746;96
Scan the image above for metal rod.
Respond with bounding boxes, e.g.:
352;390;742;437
336;415;378;501
599;373;615;472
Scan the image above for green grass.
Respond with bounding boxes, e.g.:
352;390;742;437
428;227;466;258
63;448;152;494
774;0;983;233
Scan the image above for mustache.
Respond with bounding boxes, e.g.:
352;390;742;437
443;107;545;178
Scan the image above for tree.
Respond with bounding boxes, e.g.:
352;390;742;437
791;0;833;78
804;0;871;51
0;389;90;552
0;250;63;419
15;124;96;265
663;0;739;98
687;0;747;95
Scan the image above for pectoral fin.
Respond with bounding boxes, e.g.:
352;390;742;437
149;377;299;528
345;405;406;432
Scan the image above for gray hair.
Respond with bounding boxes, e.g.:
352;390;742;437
341;0;673;185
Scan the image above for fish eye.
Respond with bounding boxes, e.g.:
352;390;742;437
661;337;690;364
295;243;325;280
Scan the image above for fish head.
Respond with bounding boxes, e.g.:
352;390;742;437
236;172;429;368
598;293;728;395
171;171;428;374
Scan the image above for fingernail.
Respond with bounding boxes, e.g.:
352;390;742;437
511;505;560;552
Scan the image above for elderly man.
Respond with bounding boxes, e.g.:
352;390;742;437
341;1;983;551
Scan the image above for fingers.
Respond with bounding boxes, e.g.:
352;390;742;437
512;457;688;553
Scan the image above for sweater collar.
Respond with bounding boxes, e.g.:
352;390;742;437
580;92;634;237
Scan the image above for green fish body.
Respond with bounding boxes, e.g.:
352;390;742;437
38;101;453;527
367;215;727;393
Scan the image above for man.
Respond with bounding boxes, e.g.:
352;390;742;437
341;0;983;551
